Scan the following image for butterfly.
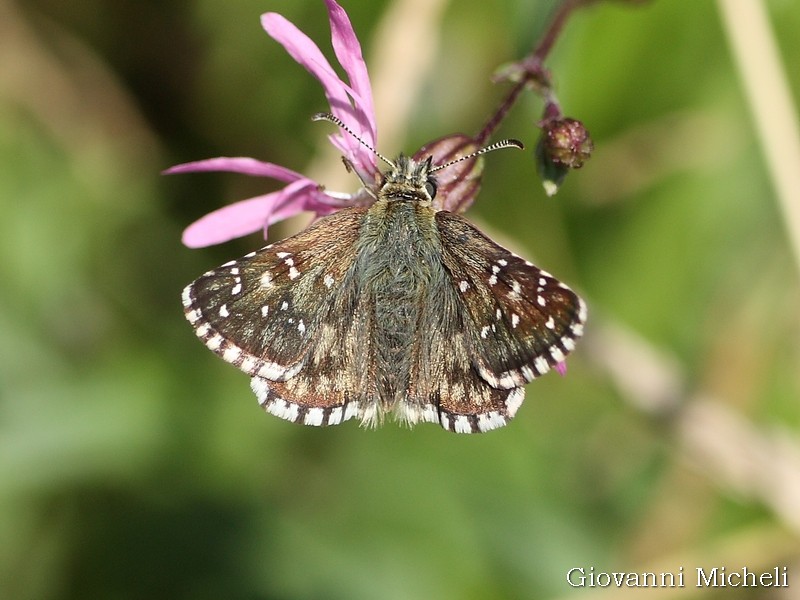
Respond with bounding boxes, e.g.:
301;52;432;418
182;114;586;433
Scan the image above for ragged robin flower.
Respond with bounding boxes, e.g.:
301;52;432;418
167;0;483;247
166;0;379;248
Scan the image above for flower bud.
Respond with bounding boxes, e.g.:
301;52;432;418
536;118;593;196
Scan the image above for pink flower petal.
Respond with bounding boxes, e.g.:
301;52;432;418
555;362;567;376
269;191;340;223
182;179;317;247
174;4;380;249
261;11;377;176
324;0;376;145
164;157;304;182
261;13;362;126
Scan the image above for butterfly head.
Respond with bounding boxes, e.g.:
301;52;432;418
380;155;437;204
311;112;523;207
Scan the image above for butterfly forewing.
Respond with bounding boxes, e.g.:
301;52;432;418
436;211;587;389
182;207;366;381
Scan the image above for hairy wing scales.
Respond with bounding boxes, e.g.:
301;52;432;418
436;211;587;389
402;267;526;433
250;287;380;427
182;207;366;381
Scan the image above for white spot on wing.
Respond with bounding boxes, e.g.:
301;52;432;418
440;413;451;431
181;286;193;308
304;408;324;426
281;301;288;310
323;274;334;288
264;397;301;423
222;345;241;363
578;298;588;322
550;346;566;363
344;402;361;420
240;356;257;372
328;406;344;425
511;313;520;328
459;280;469;293
288;266;300;280
206;334;223;351
477;411;506;432
260;272;273;288
219;304;229;318
453;415;472;433
420;404;438;424
504;388;525;417
534;356;550;375
250;377;270;405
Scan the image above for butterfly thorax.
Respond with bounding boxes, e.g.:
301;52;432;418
351;155;444;414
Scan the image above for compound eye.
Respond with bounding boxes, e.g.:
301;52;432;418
424;179;437;199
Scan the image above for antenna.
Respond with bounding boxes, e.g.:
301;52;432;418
429;139;524;173
313;111;524;173
312;113;394;168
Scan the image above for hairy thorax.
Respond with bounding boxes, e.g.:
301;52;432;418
355;198;442;403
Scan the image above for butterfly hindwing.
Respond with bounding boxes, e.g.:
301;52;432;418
405;316;528;433
249;276;380;427
391;258;526;433
436;211;587;389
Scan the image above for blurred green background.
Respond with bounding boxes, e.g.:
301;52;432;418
2;0;799;598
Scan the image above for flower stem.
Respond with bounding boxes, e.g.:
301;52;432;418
532;0;598;63
476;0;599;144
476;81;526;146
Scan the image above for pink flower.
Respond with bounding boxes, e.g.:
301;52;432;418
166;0;379;248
